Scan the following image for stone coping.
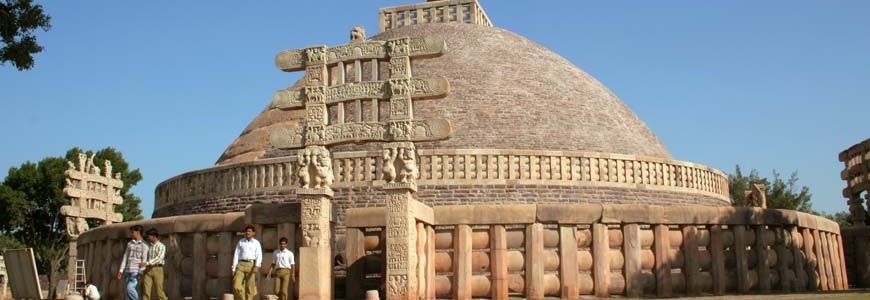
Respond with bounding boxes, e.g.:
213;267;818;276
155;149;731;210
346;204;841;234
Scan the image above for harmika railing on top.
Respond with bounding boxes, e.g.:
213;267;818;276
155;149;730;209
379;0;493;33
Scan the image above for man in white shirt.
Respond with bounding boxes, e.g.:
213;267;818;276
83;282;100;300
266;237;295;300
232;225;262;300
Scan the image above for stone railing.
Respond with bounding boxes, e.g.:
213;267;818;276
75;204;302;300
344;204;847;299
155;149;731;210
379;0;493;33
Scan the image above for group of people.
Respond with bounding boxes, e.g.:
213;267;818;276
233;225;296;300
110;225;295;300
115;225;168;300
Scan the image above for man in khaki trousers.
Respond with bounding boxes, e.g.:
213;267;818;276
233;225;262;300
141;228;168;300
266;237;295;300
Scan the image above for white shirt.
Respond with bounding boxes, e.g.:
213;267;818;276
84;284;100;299
273;248;295;269
232;237;262;272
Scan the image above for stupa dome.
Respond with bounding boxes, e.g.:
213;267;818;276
155;18;729;219
217;23;671;165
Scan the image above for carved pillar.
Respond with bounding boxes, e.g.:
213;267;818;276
383;141;421;300
848;195;866;226
384;185;419;300
297;145;334;300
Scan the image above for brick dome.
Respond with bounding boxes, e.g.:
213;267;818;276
154;21;730;220
217;23;670;165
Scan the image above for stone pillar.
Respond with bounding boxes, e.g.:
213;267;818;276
812;229;829;291
345;228;366;300
525;223;544;300
193;233;207;300
756;226;771;293
775;227;792;292
559;225;578;300
384;182;419;300
297;188;334;300
452;224;471;300
654;224;672;297
67;239;78;293
592;223;610;297
734;225;749;294
623;224;642;298
683;225;700;296
790;227;807;292
802;228;818;291
710;225;726;295
490;225;508;300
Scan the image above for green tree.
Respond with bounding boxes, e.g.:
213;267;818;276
821;211;852;228
0;0;51;70
0;147;142;294
729;165;852;227
728;165;813;212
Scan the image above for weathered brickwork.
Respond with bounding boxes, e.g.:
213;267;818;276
217;23;672;166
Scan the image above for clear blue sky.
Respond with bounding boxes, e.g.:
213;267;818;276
1;1;868;218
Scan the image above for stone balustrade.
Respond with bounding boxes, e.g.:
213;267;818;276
379;0;493;33
345;204;847;299
76;204;302;300
155;149;731;212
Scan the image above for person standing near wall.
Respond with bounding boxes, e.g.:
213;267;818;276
140;228;168;300
232;225;262;300
266;237;295;300
117;225;146;300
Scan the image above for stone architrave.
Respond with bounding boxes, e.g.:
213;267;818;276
383;142;420;300
61;153;124;295
296;146;334;300
270;34;452;150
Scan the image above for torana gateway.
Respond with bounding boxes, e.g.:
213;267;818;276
77;1;847;299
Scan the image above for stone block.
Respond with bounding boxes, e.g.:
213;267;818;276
538;204;601;224
244;203;301;225
435;204;535;225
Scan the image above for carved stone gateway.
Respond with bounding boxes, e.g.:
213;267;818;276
270;23;449;299
61;153;124;296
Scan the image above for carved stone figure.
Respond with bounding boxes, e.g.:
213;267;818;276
312;149;334;188
64;216;89;237
297;150;312;188
383;147;398;183
742;183;767;208
397;146;418;183
302;224;321;247
350;26;366;42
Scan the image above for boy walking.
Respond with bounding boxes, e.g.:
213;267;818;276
266;237;295;300
141;228;168;300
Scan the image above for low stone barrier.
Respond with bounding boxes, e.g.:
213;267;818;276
345;204;847;299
